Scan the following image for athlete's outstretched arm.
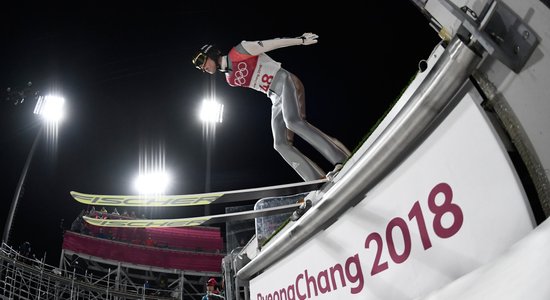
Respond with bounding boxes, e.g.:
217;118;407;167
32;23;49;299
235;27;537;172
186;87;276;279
240;33;318;56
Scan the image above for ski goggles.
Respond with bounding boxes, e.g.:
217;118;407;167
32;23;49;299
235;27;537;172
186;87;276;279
192;52;208;71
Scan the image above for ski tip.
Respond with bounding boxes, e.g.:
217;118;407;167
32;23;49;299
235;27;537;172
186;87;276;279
70;190;86;197
70;191;90;204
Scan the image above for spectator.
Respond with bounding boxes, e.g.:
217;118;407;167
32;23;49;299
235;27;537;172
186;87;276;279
99;207;108;218
18;241;33;264
70;216;83;233
143;280;151;295
70;209;86;233
156;274;169;296
89;206;97;218
145;236;155;247
70;254;87;274
19;241;32;257
202;278;224;300
59;218;66;232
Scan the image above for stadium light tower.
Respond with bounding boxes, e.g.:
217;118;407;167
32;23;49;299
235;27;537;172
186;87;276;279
199;98;223;193
199;98;224;124
2;95;66;245
134;171;171;195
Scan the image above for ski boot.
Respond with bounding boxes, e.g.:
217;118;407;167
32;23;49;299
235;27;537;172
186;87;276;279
290;189;324;221
326;163;344;181
290;198;312;221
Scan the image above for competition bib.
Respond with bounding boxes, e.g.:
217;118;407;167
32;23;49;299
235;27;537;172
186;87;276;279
226;47;281;94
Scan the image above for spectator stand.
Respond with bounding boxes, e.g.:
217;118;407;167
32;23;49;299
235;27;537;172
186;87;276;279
59;209;226;299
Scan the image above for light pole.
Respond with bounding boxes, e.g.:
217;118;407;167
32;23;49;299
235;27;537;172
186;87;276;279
2;95;65;245
199;98;224;192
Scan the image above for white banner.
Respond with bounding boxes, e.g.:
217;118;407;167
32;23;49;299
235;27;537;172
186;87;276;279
250;90;535;300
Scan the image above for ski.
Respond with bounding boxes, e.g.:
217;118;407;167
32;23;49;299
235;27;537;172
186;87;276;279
83;203;302;228
71;178;327;207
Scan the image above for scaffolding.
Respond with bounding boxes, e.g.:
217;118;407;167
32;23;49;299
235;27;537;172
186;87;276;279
0;243;219;299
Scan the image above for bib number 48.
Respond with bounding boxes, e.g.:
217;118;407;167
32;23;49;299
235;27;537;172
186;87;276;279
260;74;273;92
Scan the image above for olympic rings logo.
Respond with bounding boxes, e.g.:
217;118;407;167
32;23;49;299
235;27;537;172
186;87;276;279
233;62;248;86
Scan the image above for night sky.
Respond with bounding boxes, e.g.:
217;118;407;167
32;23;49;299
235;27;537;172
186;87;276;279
0;2;439;265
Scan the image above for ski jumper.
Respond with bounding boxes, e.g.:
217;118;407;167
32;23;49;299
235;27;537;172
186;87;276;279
223;36;350;181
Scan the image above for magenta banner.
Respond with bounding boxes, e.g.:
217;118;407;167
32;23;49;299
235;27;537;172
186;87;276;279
63;231;223;272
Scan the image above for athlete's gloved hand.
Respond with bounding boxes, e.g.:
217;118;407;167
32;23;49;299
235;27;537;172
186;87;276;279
299;32;318;45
